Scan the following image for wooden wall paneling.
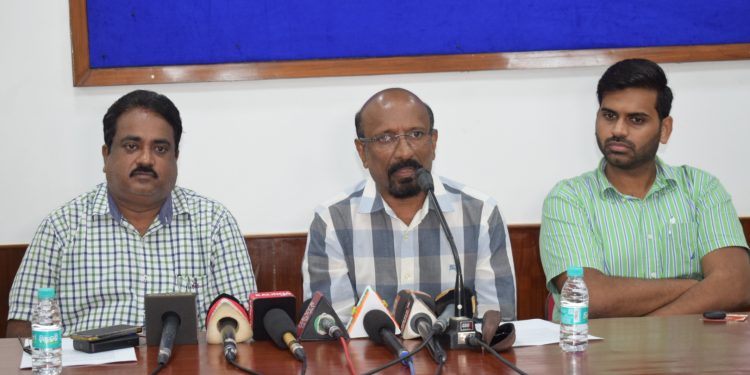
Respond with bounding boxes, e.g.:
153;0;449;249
0;245;27;338
508;225;547;320
3;218;749;338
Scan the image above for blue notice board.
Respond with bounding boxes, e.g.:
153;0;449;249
86;0;750;69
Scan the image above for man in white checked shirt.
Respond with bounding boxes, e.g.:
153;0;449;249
7;90;256;337
302;88;517;323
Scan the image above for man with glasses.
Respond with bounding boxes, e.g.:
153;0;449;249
302;88;517;322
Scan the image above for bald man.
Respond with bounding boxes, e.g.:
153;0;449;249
302;88;517;322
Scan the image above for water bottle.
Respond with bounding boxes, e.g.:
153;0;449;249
32;287;62;375
559;266;589;352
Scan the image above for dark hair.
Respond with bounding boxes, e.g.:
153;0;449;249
354;89;435;138
103;90;182;152
597;58;673;120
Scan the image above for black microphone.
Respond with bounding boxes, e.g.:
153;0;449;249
264;308;306;362
416;168;468;318
297;293;350;341
434;303;454;334
363;310;410;365
157;312;181;365
393;290;446;364
206;294;253;361
314;313;344;339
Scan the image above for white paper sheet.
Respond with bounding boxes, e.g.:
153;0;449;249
510;318;602;347
19;338;137;369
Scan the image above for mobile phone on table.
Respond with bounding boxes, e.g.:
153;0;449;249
69;324;142;341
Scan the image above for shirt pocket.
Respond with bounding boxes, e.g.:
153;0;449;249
659;221;699;278
175;274;207;294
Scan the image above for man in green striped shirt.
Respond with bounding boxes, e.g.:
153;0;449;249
540;59;750;319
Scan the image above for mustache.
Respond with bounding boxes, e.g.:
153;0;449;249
605;136;635;149
130;165;158;178
388;159;423;177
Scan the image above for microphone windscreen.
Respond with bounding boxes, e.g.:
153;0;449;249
363;310;395;344
264;308;297;349
206;294;252;344
393;290;437;324
416;168;434;192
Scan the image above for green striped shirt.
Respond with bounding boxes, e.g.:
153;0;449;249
540;158;748;304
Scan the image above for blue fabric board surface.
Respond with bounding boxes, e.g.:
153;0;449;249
86;0;750;68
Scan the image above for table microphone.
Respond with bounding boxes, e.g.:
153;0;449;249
363;310;410;366
206;294;253;361
157;312;181;366
416;168;468;318
393;290;446;364
264;308;306;362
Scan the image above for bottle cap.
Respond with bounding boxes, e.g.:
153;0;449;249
567;267;584;277
38;287;56;299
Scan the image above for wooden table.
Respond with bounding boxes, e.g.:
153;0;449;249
3;315;749;374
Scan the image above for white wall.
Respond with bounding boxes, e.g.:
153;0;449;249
1;3;748;244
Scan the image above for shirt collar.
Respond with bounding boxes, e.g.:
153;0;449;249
357;170;455;214
596;157;677;199
96;184;174;225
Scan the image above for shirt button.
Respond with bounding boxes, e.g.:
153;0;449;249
403;233;409;240
650;272;657;278
404;273;413;281
647;234;654;240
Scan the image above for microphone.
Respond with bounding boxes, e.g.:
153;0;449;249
297;292;349;341
363;310;410;365
264;308;306;362
144;293;198;371
157;312;180;365
205;294;253;361
415;168;468;318
435;288;478;350
393;290;446;364
247;290;296;341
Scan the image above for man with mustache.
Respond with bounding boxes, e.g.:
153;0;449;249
302;88;516;322
6;90;256;336
540;59;749;319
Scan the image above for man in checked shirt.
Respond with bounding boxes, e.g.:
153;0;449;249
302;88;517;323
7;90;256;336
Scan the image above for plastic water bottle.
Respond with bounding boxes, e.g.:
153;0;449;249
559;266;589;352
32;287;62;375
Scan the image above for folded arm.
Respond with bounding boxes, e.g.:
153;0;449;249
648;247;750;315
553;268;697;318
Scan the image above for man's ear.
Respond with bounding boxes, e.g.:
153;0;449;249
430;129;438;160
660;116;673;144
101;145;109;173
355;139;368;168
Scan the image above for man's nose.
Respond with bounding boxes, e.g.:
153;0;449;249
611;118;628;138
391;135;415;159
137;148;155;165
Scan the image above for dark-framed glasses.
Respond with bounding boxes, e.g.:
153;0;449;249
358;129;434;147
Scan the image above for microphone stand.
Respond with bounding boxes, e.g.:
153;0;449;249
418;169;467;318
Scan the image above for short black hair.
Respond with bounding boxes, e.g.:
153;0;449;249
103;90;182;152
597;58;673;120
354;88;435;138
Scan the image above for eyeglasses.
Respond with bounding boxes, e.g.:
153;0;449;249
358;129;434;148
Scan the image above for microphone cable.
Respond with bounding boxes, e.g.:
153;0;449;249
300;354;307;375
361;329;436;375
339;336;357;375
149;363;165;375
434;359;445;375
228;358;264;375
466;336;527;375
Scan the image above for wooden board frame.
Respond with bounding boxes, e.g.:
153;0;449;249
70;1;750;87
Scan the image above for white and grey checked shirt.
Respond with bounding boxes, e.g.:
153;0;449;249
303;174;517;323
8;183;256;334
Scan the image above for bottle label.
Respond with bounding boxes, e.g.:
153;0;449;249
32;326;62;350
560;305;588;325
